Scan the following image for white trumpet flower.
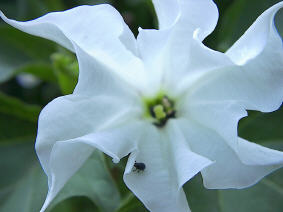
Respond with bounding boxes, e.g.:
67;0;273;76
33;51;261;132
1;0;283;211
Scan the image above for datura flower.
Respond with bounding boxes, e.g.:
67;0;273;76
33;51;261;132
1;0;283;212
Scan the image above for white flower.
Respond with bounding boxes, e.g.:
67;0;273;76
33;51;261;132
1;0;283;211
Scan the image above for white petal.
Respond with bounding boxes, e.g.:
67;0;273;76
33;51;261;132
124;126;189;212
36;98;144;211
137;29;232;96
40;121;142;212
226;2;283;65
36;94;140;175
151;0;180;29
177;118;283;189
124;123;211;212
40;141;92;212
152;0;219;40
183;96;283;160
138;0;225;95
0;5;145;85
188;57;283;113
172;39;233;96
181;99;283;179
236;137;283;166
136;28;168;94
36;93;141;211
188;2;283;113
72;43;143;96
181;100;247;149
166;121;213;188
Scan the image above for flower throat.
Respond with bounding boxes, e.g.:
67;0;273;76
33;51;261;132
143;92;176;127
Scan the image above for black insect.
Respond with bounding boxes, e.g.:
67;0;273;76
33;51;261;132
133;161;146;173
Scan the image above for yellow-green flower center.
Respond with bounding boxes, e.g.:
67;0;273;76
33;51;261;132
143;92;176;127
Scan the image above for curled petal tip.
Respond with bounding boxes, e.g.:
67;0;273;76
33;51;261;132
0;10;6;20
112;158;120;163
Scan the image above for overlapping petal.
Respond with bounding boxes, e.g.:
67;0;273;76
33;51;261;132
40;120;142;212
172;39;233;96
152;0;219;39
138;29;233;96
0;5;147;90
236;137;283;166
177;118;283;189
181;3;283;173
0;5;134;55
36;38;142;175
123;123;212;212
189;2;283;113
36;94;139;173
182;100;247;149
36;93;142;211
138;0;225;95
72;43;141;97
182;97;283;175
166;121;213;188
226;2;283;65
36;42;143;210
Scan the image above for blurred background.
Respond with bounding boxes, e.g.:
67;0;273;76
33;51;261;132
0;0;282;211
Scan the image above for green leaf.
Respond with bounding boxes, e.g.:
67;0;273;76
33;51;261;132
0;142;121;212
51;52;79;95
1;0;48;19
218;141;283;212
0;166;47;212
0;25;56;82
42;0;65;11
16;62;57;83
112;0;156;36
0;91;41;123
184;174;221;212
275;8;283;37
219;174;283;212
238;106;283;144
0;142;47;212
116;193;146;212
0;113;37;143
50;197;99;212
0;142;35;189
47;151;121;212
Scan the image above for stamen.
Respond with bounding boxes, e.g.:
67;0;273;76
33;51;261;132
143;93;176;128
153;105;166;120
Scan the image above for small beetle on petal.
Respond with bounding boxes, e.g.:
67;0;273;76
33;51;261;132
134;161;146;173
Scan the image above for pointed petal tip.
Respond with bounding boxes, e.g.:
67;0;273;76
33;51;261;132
112;157;120;163
237;138;283;166
39;192;53;212
0;10;7;21
226;1;283;65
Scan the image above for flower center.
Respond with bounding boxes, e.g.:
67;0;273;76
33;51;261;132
143;92;176;127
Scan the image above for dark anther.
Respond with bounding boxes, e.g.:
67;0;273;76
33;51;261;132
153;119;167;128
150;106;156;118
166;110;176;119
